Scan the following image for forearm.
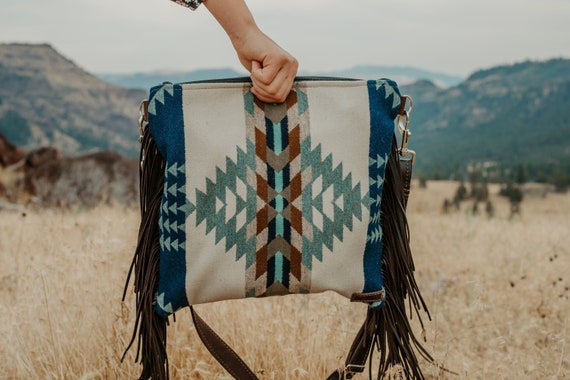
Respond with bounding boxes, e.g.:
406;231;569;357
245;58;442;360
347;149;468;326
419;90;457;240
204;0;260;48
203;0;298;103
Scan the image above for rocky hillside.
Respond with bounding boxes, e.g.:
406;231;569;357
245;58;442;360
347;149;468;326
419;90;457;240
401;58;570;181
1;43;568;184
0;132;138;208
0;43;145;157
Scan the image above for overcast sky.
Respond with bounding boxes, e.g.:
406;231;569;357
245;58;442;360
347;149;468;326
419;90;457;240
1;0;569;77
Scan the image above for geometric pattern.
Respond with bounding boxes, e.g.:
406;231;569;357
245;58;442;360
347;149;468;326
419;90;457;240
159;162;189;254
148;83;191;316
361;78;401;299
183;88;373;298
149;78;403;316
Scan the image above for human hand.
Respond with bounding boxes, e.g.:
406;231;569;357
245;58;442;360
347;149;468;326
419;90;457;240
233;29;298;103
204;0;298;103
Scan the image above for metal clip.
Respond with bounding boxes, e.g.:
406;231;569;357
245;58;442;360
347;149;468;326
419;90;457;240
138;100;149;170
138;99;149;145
397;96;416;165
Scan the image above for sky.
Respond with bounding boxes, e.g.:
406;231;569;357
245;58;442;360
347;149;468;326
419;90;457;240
1;0;569;77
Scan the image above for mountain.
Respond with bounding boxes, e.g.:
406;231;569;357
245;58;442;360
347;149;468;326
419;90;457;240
400;58;570;181
98;68;243;91
0;43;568;184
0;43;145;157
97;65;463;90
305;65;464;88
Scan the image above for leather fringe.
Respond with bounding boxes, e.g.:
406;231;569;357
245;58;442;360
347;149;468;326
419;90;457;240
121;131;435;379
122;126;169;380
371;139;433;379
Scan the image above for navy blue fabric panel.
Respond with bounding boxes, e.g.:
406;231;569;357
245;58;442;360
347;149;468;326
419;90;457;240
361;80;402;305
148;84;190;317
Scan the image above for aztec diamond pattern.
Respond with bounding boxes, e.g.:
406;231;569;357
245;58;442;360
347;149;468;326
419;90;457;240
184;89;373;297
149;79;401;315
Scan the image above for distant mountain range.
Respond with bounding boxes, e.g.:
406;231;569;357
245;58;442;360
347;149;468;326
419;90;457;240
0;43;568;183
400;58;570;181
0;43;144;157
98;66;464;90
98;68;244;92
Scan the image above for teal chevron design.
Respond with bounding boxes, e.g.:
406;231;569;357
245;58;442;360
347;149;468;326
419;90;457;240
160;161;189;254
148;84;175;116
375;79;401;109
301;147;371;266
186;142;259;260
151;80;397;313
184;124;372;269
367;226;383;244
156;292;174;314
179;87;385;298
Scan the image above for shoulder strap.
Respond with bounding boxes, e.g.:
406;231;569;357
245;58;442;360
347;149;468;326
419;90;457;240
191;307;259;379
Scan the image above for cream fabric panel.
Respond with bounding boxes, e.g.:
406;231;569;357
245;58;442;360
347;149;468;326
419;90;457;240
182;86;248;305
304;84;370;297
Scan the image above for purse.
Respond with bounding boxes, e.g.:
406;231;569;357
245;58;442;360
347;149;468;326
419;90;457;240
122;77;433;379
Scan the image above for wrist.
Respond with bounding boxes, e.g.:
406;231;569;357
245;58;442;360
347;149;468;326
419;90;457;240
230;22;262;53
204;0;259;46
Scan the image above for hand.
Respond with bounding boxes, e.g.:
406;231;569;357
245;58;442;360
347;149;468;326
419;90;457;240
233;29;298;103
204;0;298;103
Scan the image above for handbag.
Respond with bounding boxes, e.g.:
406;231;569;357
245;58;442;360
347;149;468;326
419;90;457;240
122;77;433;379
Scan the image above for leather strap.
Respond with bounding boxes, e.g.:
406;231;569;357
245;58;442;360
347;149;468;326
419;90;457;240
326;310;376;380
400;157;413;208
190;307;259;380
192;307;374;380
350;289;385;303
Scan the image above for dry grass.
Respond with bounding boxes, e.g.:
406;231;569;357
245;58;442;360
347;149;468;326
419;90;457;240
0;181;568;379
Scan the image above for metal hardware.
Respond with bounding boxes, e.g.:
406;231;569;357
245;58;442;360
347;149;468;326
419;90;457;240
397;96;416;165
138;99;148;145
138;100;149;170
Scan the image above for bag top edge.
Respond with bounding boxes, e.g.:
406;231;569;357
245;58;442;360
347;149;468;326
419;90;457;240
150;76;376;92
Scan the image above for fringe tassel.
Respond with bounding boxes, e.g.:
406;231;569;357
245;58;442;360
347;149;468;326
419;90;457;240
370;139;434;379
121;131;436;379
122;126;170;380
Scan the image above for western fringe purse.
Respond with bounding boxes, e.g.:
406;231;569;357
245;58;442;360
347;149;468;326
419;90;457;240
122;77;433;379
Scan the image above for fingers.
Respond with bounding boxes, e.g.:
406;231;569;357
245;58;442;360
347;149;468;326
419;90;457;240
250;54;298;103
251;73;294;103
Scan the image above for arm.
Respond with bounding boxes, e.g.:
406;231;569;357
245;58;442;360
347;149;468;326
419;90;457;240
203;0;298;103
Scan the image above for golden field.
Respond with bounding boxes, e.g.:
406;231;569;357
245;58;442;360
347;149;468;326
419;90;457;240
0;180;568;379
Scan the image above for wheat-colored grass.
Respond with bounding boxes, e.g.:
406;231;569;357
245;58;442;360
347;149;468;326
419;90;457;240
0;181;568;379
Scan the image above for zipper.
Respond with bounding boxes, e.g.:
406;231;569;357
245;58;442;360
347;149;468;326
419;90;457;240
165;76;361;85
151;76;363;95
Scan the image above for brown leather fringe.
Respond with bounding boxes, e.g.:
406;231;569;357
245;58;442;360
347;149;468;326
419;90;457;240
121;129;436;379
370;138;434;379
122;126;169;380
